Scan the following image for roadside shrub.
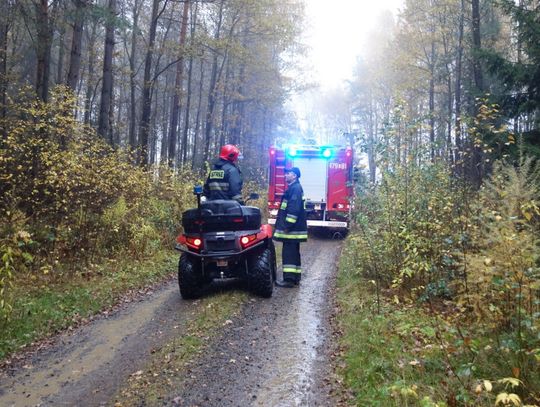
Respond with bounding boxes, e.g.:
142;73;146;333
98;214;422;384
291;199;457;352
454;157;540;392
353;161;464;298
0;86;199;278
0;210;35;323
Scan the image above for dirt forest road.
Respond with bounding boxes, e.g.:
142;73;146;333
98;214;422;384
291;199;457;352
0;236;343;407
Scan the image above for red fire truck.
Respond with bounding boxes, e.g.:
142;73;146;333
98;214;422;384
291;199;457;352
267;144;353;232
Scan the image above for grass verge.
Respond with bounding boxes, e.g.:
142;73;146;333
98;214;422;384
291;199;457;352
113;290;247;404
335;243;540;406
0;250;177;361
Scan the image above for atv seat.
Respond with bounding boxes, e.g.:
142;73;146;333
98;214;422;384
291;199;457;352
200;199;243;216
182;200;261;233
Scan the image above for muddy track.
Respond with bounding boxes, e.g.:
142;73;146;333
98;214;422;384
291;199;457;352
0;236;343;406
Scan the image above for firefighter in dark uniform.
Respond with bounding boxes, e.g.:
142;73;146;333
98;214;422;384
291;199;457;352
274;167;308;288
203;144;243;203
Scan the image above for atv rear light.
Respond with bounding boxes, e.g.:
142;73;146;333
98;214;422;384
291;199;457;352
240;233;257;249
186;236;203;250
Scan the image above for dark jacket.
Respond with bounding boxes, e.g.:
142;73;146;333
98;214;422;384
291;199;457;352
273;180;308;242
203;158;243;203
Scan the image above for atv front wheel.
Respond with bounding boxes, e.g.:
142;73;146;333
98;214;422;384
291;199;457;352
178;254;203;299
247;246;274;298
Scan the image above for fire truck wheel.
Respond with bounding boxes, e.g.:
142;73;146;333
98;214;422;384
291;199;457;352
178;254;203;299
247;247;274;298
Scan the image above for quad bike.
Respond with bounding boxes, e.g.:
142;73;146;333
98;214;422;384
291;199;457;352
175;186;276;299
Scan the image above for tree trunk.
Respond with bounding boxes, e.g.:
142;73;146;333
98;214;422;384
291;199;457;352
203;0;225;163
182;1;198;166
471;0;483;93
471;0;483;185
83;23;97;125
454;0;464;172
128;0;141;150
56;20;66;85
368;96;376;184
98;0;116;139
168;0;190;168
181;52;194;165
0;1;10;140
192;58;205;170
160;72;171;165
67;0;86;91
35;0;53;102
139;0;161;166
219;59;232;147
108;83;115;145
446;74;453;163
429;39;436;162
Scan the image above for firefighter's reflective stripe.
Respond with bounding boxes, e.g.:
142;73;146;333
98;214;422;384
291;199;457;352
283;264;301;274
285;214;298;223
274;230;308;239
208;182;229;191
283;264;298;273
280;200;288;210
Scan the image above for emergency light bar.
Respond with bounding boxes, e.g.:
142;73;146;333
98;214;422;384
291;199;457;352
321;147;333;158
287;146;298;157
284;144;334;159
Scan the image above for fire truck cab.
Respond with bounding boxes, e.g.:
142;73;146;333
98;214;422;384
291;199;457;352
267;144;353;231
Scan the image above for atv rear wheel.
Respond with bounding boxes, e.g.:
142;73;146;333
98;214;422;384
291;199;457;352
178;254;203;299
247;246;274;298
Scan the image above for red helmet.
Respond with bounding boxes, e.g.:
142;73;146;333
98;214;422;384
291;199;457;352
219;144;240;162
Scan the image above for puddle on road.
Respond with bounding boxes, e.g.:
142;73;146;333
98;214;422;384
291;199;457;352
255;242;338;406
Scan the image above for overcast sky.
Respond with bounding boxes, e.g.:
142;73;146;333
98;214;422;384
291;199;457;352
303;0;404;89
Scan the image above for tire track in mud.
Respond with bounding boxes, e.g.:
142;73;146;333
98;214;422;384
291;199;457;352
0;280;195;407
0;236;343;406
169;236;342;407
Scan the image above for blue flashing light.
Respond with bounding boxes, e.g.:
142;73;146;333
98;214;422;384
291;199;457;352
288;146;298;157
321;148;333;158
193;185;203;194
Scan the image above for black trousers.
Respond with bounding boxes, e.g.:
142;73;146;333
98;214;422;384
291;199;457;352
282;240;301;283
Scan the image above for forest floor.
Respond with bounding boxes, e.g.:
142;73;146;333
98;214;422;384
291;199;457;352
0;235;345;407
